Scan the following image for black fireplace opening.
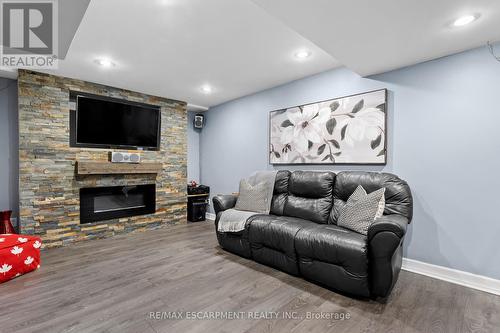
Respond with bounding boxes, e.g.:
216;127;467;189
80;184;156;224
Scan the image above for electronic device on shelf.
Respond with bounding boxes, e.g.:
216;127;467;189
187;184;210;196
187;184;210;222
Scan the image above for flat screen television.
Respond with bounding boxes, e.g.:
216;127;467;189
74;93;161;150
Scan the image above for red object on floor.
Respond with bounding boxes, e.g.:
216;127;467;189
0;234;42;283
0;211;15;234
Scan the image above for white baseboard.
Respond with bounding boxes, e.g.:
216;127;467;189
206;213;216;221
402;258;500;296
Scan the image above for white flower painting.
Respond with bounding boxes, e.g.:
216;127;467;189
269;89;387;164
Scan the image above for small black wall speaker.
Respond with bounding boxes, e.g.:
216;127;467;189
194;114;204;129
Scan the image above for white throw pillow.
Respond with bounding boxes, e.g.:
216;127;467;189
234;179;269;213
338;185;385;235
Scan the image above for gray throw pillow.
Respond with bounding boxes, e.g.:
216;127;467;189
338;185;385;235
234;179;269;213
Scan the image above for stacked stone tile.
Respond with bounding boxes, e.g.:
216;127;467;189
18;70;188;248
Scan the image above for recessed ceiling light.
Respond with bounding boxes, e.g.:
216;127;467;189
94;58;115;68
294;50;312;60
452;14;479;27
200;85;212;94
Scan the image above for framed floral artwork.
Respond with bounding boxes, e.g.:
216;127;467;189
269;89;387;165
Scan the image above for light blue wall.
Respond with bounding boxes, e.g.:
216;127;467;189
0;78;19;223
200;44;500;280
187;111;201;183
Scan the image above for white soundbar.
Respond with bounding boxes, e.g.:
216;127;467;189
109;152;141;163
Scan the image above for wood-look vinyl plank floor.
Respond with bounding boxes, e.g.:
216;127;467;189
1;222;499;333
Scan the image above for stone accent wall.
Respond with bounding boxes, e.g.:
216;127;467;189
18;70;187;248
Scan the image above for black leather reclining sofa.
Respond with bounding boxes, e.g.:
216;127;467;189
213;171;413;299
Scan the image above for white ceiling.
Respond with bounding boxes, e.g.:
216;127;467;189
252;0;500;76
3;0;500;108
42;0;339;108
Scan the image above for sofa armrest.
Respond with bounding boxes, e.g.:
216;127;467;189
368;214;408;243
368;214;409;298
212;194;238;215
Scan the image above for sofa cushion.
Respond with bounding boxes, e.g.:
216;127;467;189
284;171;335;224
295;224;368;277
270;170;291;216
248;215;313;258
330;171;413;224
248;215;314;275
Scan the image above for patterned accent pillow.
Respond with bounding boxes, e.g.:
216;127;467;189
234;179;269;213
338;185;386;235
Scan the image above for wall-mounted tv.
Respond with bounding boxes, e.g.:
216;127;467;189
71;93;161;151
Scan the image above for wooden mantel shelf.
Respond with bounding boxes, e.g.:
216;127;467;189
76;161;163;175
